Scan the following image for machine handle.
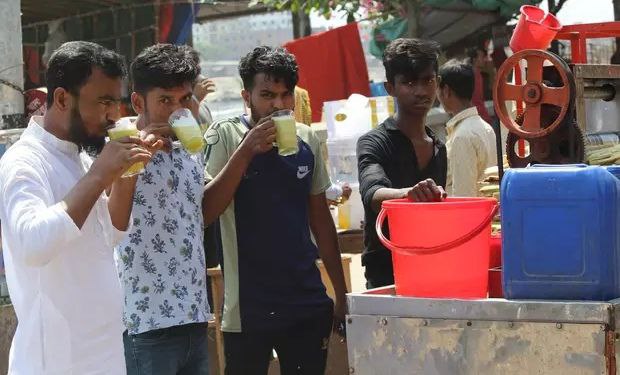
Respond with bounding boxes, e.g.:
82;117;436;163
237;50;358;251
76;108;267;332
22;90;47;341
375;204;499;255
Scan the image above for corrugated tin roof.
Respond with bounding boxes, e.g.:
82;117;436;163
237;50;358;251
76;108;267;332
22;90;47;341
20;1;268;27
21;0;146;26
421;3;499;48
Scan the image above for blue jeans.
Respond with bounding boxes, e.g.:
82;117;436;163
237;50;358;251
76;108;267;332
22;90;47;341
124;323;209;375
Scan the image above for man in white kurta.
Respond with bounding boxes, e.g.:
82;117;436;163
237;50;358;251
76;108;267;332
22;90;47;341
1;117;128;374
0;41;159;375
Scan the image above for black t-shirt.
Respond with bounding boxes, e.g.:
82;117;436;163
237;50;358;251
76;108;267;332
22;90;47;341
356;117;447;287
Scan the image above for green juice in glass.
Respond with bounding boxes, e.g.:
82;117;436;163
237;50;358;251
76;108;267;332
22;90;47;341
169;108;205;154
107;122;144;177
272;110;298;156
174;126;204;154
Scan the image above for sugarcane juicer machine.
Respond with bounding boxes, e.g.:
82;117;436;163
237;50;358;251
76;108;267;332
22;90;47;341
493;22;620;168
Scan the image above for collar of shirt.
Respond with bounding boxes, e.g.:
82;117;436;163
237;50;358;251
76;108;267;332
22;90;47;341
24;116;80;155
383;116;400;132
240;114;253;130
383;116;443;154
446;107;479;135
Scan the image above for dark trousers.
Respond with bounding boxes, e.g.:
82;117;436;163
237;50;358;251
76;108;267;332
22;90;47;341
364;254;394;290
223;308;333;375
123;323;209;375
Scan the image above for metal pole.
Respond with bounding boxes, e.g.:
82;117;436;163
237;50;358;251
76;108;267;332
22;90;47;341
0;0;24;130
494;116;504;181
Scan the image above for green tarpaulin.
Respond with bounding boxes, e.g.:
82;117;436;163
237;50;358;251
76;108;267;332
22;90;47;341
369;17;409;59
425;0;539;18
369;0;541;58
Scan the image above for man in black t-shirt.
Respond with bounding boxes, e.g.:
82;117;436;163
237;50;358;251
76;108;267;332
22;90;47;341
357;38;448;289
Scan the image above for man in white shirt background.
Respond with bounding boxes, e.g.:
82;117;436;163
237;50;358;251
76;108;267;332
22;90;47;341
0;41;163;374
437;59;497;197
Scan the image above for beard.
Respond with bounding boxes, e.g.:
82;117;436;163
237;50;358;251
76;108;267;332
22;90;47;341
250;102;275;125
68;106;109;156
249;100;262;124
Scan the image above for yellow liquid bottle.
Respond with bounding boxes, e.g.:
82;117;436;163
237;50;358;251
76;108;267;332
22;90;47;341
338;201;351;230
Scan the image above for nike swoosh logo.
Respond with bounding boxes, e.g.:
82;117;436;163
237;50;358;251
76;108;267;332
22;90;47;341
297;170;310;179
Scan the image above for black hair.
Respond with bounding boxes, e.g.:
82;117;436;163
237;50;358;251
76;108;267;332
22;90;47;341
45;41;126;106
438;59;475;101
382;38;441;84
131;43;200;94
238;46;299;91
467;45;487;62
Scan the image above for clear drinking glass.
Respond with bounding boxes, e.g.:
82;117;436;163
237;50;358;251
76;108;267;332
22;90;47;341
272;109;298;156
107;117;144;177
169;108;205;154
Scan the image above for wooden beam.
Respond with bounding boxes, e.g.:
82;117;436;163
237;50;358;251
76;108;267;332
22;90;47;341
21;2;153;27
195;3;270;23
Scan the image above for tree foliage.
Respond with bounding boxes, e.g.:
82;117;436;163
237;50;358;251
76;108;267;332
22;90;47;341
249;0;551;22
248;0;414;21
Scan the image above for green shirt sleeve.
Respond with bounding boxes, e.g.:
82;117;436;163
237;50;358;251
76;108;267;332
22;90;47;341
204;120;234;181
298;124;331;195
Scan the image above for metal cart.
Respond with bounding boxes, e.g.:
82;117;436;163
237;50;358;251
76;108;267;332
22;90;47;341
347;287;619;374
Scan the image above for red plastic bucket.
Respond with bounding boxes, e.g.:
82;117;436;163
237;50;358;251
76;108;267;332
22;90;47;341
376;198;498;298
510;5;561;53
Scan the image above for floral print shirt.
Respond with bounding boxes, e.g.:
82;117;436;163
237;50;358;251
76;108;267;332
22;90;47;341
115;145;210;335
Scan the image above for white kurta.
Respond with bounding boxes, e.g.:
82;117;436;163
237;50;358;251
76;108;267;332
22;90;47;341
0;116;127;374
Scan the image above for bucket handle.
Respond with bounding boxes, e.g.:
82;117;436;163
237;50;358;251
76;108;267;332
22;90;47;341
376;204;499;255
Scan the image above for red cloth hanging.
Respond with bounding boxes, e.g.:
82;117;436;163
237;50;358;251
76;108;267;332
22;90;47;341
158;4;174;43
472;67;492;124
23;46;41;87
284;23;370;123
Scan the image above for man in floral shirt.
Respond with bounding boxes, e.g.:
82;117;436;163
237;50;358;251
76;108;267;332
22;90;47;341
114;44;211;375
116;43;277;375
